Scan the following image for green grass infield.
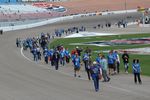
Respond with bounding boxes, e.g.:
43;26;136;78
49;33;150;76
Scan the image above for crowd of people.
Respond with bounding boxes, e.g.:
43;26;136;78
54;26;86;37
16;31;142;92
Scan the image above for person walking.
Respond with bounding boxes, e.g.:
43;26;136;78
43;47;49;64
73;53;81;77
101;55;110;82
32;46;38;62
132;59;142;84
53;50;60;70
114;51;120;74
82;52;90;70
60;49;65;66
82;52;91;80
107;50;116;75
16;38;21;48
65;48;71;63
122;51;129;73
87;55;92;80
90;61;102;92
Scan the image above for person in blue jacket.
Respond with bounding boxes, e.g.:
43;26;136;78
90;61;102;92
132;59;142;84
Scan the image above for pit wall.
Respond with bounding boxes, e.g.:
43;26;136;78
0;9;149;32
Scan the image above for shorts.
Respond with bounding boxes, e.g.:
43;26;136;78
74;66;80;71
108;64;114;69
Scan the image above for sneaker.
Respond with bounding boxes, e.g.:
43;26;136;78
125;71;128;74
139;82;142;85
95;89;99;92
102;80;107;82
107;78;110;82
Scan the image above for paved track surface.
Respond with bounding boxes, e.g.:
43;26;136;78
0;13;150;100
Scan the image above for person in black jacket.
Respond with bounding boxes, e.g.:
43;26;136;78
76;46;82;57
53;50;60;70
122;51;129;73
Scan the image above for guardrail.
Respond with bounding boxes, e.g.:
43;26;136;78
0;8;149;32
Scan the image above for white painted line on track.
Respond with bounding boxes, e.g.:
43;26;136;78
21;47;88;80
21;47;34;63
108;85;133;93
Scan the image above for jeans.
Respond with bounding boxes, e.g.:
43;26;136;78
116;62;120;73
86;68;91;80
124;63;129;72
34;54;38;62
54;61;59;70
60;57;65;66
66;56;70;63
92;75;99;92
102;69;110;82
134;73;142;84
84;60;88;70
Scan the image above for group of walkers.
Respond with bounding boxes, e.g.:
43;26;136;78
16;32;142;92
54;26;86;37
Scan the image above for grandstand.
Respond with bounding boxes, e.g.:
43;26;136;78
0;0;70;3
0;0;19;3
0;4;48;13
0;1;66;27
0;0;66;21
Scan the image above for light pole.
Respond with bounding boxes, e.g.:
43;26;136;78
124;0;127;27
125;0;127;16
125;0;127;11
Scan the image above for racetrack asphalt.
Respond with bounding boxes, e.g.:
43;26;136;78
0;14;150;100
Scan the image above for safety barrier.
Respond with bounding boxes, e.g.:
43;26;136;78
0;8;149;32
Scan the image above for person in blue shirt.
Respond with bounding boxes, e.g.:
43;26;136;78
107;50;116;75
96;53;102;64
73;53;81;77
32;47;38;62
132;59;142;84
65;48;70;63
90;61;102;92
60;49;65;66
49;49;54;66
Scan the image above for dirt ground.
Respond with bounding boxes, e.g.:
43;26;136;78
50;0;150;14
